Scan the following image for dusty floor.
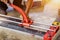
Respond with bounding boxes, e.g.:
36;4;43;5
0;26;43;40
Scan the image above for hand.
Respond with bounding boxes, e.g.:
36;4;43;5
1;0;8;3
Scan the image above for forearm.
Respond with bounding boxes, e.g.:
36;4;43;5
25;0;33;15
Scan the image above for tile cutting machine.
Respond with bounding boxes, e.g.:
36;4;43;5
0;1;59;40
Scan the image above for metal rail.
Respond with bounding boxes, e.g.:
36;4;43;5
0;14;21;20
0;18;54;32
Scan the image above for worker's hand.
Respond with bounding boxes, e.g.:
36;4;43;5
1;0;8;3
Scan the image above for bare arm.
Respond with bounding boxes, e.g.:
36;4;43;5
25;0;33;15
